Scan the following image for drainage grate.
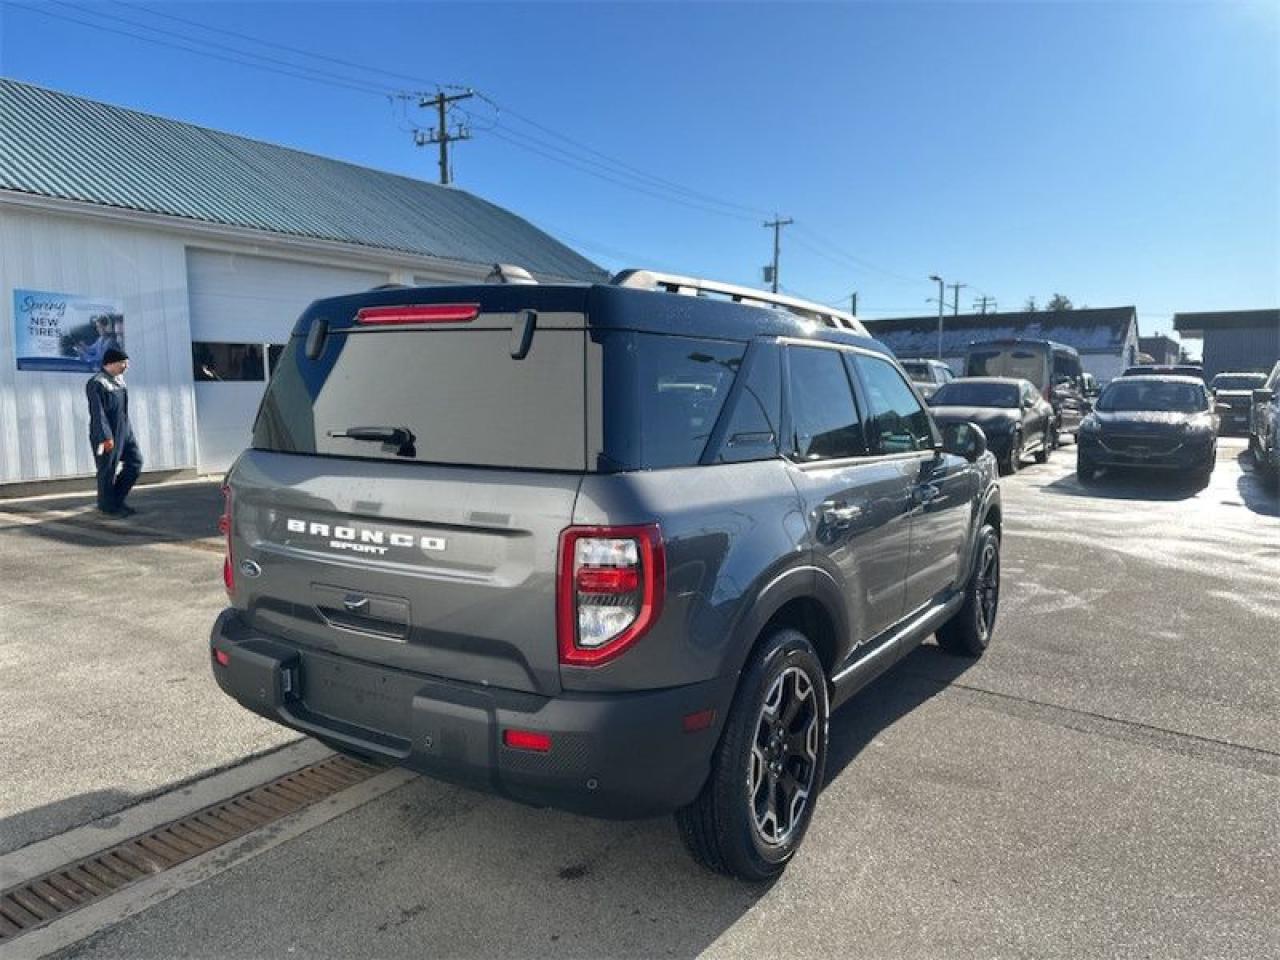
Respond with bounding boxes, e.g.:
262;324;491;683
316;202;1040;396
0;754;380;943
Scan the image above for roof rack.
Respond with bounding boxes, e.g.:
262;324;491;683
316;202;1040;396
611;269;868;336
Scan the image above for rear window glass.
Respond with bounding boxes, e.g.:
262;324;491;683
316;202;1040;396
253;327;586;470
931;382;1019;408
967;346;1045;386
599;333;744;470
900;361;931;380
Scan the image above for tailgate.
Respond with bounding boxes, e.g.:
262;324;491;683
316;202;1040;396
229;451;580;696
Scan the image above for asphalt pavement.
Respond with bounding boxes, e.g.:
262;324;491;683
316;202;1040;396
3;441;1277;958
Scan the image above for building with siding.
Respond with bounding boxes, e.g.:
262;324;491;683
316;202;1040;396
1138;334;1182;365
1172;310;1280;380
863;306;1139;383
0;78;605;487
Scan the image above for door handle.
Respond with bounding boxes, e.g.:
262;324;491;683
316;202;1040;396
820;501;863;528
914;483;941;505
342;594;370;613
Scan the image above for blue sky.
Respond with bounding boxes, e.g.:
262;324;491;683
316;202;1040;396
1;1;1276;341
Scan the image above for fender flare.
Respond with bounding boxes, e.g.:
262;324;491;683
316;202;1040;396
721;563;850;685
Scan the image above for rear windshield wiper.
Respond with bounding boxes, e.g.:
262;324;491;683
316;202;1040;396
327;426;417;458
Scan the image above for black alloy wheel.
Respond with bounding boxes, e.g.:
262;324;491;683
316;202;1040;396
676;628;829;882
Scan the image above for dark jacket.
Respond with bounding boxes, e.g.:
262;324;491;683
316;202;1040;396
86;372;131;453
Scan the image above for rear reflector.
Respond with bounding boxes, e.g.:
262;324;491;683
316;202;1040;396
502;729;551;753
213;648;230;667
356;304;480;325
682;709;716;733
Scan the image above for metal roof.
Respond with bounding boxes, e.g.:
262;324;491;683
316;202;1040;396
864;306;1136;356
0;78;606;282
1173;309;1279;337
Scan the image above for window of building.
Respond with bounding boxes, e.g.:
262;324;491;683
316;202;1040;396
192;342;265;382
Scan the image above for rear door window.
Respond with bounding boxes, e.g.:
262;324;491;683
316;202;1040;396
852;354;937;454
785;346;866;461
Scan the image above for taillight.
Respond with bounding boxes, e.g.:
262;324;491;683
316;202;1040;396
557;525;664;667
219;484;234;598
355;303;479;325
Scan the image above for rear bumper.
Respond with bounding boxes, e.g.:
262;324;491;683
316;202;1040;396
210;610;733;819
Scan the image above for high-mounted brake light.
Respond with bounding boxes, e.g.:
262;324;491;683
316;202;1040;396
355;304;480;325
557;525;665;667
220;484;234;598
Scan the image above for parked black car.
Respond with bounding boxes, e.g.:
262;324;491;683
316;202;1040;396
1210;371;1267;436
929;377;1054;474
1077;375;1224;486
898;357;955;400
210;268;1003;882
1250;360;1280;487
963;338;1087;444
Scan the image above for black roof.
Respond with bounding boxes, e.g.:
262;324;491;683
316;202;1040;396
1172;309;1280;336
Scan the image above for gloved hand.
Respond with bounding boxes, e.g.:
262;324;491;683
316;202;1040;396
102;438;115;454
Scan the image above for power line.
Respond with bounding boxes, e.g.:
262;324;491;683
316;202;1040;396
11;1;396;97
473;92;775;220
108;0;467;90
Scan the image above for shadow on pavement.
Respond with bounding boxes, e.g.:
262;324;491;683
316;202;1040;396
1234;450;1279;518
0;481;223;549
1040;467;1202;502
825;642;975;785
0;789;136;857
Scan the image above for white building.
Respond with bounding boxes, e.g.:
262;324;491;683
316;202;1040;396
0;79;604;488
864;306;1140;384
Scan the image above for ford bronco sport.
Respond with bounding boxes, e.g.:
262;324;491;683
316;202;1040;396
211;269;1003;881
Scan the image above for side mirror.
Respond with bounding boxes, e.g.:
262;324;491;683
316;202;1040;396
940;421;988;463
1022;397;1035;409
1214;403;1232;416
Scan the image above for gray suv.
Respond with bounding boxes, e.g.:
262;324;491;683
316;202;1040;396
211;270;1003;881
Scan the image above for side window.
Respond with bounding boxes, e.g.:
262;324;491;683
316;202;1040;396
1053;350;1082;385
852;354;936;454
786;346;866;461
939;366;955;384
711;345;782;464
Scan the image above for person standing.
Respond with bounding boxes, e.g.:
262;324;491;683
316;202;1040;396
86;348;143;516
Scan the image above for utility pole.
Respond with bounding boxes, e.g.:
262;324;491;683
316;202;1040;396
850;291;858;316
762;217;793;294
947;282;968;317
929;275;945;359
973;295;997;315
414;89;474;185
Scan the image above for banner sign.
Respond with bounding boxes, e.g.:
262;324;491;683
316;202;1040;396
13;289;126;372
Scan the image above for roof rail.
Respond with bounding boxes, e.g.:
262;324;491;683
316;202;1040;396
611;269;868;336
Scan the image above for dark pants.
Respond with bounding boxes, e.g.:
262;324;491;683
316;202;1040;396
95;436;143;513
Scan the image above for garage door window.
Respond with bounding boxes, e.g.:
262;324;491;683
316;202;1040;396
193;343;265;382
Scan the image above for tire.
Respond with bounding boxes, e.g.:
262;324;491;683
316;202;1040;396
1034;426;1052;464
1002;431;1022;475
676;628;829;883
1193;466;1213;490
937;524;1000;657
1077;456;1097;484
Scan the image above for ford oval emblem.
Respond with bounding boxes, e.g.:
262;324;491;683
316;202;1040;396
238;559;262;578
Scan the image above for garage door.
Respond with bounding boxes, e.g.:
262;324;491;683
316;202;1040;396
187;250;386;474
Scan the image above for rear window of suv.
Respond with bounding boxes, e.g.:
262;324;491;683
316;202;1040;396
254;326;588;470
